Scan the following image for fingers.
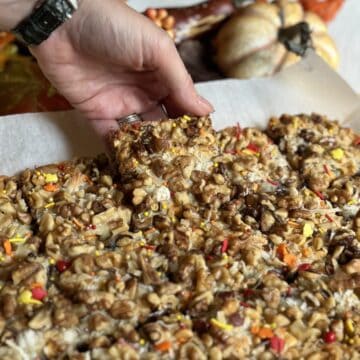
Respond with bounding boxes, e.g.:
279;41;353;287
90;104;166;136
155;36;214;117
141;104;167;121
163;90;214;118
78;85;158;120
89;103;167;151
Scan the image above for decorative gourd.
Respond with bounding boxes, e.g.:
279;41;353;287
144;0;236;44
300;0;344;22
213;0;339;79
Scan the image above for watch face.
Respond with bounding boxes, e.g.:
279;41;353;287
13;0;76;46
36;10;61;30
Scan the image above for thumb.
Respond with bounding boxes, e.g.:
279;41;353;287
156;37;214;117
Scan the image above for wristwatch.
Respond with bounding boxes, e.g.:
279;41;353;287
12;0;79;46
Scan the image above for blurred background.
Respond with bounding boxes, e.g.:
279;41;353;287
0;0;358;116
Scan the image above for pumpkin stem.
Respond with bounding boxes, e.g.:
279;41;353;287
278;22;312;57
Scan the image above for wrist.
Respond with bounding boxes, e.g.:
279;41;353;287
0;0;39;31
11;0;80;46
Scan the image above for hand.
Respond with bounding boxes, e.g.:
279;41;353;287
0;0;38;31
30;0;213;137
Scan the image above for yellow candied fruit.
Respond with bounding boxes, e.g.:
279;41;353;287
242;149;259;157
144;211;150;217
18;290;42;305
210;318;233;331
44;173;59;183
49;258;56;265
176;314;183;320
182;115;191;121
9;237;26;244
95;251;100;257
304;188;312;196
172;123;177;128
303;222;313;238
162;203;168;210
45;202;55;209
214;162;219;168
292;117;299;129
139;339;146;346
345;319;355;335
348;199;357;205
330;148;344;161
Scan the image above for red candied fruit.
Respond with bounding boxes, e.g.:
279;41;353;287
31;287;47;301
270;336;285;354
56;260;71;273
298;263;311;272
323;331;336;344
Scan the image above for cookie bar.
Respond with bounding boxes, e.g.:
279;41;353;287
267;113;360;192
0;176;34;263
111;117;273;269
266;114;360;270
215;124;349;275
0;114;359;359
20;156;132;260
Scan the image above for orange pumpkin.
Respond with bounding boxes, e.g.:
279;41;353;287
300;0;344;22
213;0;339;79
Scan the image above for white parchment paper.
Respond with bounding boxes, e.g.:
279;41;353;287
0;52;359;176
128;0;360;93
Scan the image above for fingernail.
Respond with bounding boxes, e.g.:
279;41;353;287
197;95;214;113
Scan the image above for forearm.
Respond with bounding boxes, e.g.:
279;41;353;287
0;0;38;30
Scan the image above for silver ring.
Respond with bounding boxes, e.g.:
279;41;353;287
116;114;143;126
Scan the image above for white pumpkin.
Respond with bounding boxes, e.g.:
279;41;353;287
213;0;339;79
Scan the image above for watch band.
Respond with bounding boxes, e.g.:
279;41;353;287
12;0;79;46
